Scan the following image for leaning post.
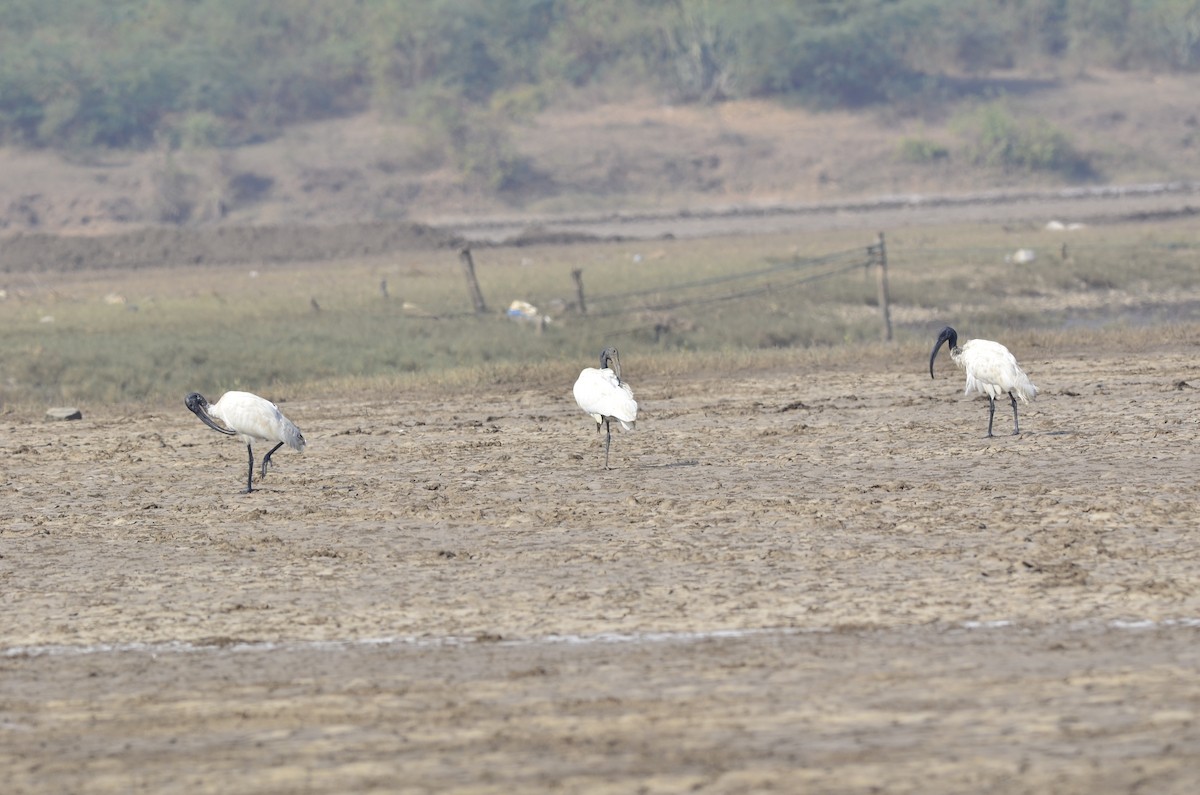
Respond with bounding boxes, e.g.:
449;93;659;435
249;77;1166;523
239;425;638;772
874;231;893;342
458;247;489;315
571;268;588;315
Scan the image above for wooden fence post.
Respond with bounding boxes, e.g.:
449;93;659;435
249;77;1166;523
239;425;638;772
571;268;587;315
874;232;893;342
458;247;489;315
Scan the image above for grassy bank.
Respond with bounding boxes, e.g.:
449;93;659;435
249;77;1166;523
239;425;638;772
1;219;1198;410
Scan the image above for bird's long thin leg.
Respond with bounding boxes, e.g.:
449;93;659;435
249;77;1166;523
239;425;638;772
1009;392;1020;435
244;444;255;493
986;396;996;438
604;419;612;469
260;442;285;479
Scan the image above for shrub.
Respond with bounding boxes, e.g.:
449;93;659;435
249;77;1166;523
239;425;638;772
411;88;532;192
147;156;198;224
957;102;1094;178
175;112;229;149
490;85;551;124
897;137;950;163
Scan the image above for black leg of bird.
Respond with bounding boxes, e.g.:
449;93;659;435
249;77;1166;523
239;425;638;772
604;418;612;469
986;396;996;438
1009;392;1020;435
244;444;255;493
260;442;285;479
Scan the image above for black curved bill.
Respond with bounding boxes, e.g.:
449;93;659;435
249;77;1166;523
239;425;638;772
188;402;237;436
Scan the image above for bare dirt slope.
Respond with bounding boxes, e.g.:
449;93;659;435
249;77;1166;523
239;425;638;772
2;71;1199;237
3;340;1199;793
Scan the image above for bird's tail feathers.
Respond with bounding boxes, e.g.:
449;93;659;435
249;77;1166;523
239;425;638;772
1016;378;1038;403
618;419;635;432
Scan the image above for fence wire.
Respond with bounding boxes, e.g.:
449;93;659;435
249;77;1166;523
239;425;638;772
400;241;880;339
586;245;869;307
590;259;868;319
582;246;876;340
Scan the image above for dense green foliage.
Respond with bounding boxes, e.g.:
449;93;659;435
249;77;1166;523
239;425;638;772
1;0;1198;154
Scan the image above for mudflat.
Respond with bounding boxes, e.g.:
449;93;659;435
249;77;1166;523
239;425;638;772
2;337;1199;793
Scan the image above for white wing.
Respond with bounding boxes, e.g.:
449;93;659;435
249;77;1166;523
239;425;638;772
573;368;638;430
211;391;306;450
960;340;1038;402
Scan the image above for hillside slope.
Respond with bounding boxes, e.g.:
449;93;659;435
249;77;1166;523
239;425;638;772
1;71;1197;236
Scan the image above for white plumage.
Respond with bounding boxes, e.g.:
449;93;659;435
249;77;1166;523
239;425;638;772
573;346;637;469
930;326;1038;437
186;390;305;492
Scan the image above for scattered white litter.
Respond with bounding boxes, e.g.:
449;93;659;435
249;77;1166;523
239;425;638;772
1045;220;1086;231
507;299;539;321
507;299;550;326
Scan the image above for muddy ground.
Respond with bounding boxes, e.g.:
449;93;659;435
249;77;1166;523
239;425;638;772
2;339;1199;793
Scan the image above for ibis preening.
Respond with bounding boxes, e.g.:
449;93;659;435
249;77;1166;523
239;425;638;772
573;346;638;469
185;391;306;493
930;327;1038;437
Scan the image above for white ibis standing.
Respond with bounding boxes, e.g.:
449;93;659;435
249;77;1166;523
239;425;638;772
930;326;1038;437
573;346;638;469
185;391;306;492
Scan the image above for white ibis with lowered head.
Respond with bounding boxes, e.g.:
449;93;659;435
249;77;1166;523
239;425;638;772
186;391;306;492
573;346;638;469
930;326;1038;437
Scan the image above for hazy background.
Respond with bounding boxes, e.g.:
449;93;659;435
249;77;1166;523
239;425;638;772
1;0;1198;232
